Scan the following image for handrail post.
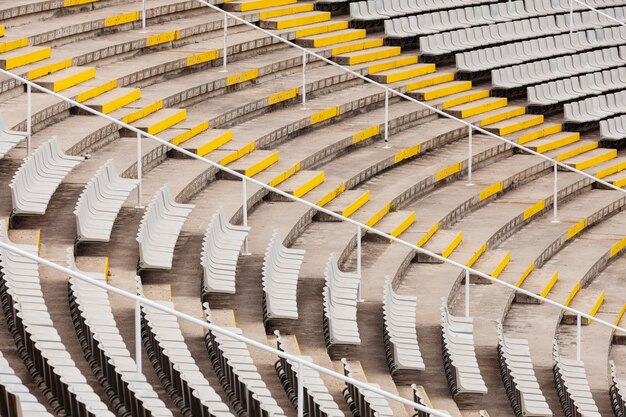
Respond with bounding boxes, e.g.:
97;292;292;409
302;50;307;110
465;270;470;318
242;178;250;255
26;83;32;157
221;14;228;72
552;162;558;223
383;89;390;149
467;126;473;186
135;298;142;376
297;361;305;417
136;132;143;208
576;313;581;361
141;0;146;30
357;225;364;302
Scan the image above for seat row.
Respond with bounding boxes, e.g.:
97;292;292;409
528;67;626;109
440;300;487;398
564;90;626;126
67;253;172;417
0;113;27;160
420;8;622;59
273;331;343;417
552;342;600;417
601;114;626;142
74;160;137;244
137;280;234;417
136;184;194;271
0;221;114;417
322;253;361;356
456;26;626;74
262;229;304;330
410;384;450;417
350;0;494;22
496;321;552;417
382;277;425;378
0;349;53;417
610;361;625;417
385;1;530;39
492;46;626;91
203;303;286;417
200;207;249;297
341;359;394;417
9;137;83;216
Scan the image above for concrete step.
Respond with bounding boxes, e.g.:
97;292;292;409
484;114;545;136
156;117;210;146
417;230;463;262
0;46;50;70
466;105;526;127
545;139;598;162
226;150;279;177
318;189;370;220
516;270;559;303
260;11;331;30
369;63;436;84
437;88;490;110
83;87;141;114
0;25;4;37
367;210;416;241
258;3;315;19
361;55;418;75
131;108;187;136
223;0;297;12
297;28;367;48
404;72;456;93
275;170;325;199
0;35;28;54
523;131;580;153
180;129;233;156
34;65;95;92
292;20;349;39
329;37;384;56
563;286;605;325
447;96;508;119
408;80;472;101
561;148;617;171
598;171;626;189
334;46;402;66
469;249;510;283
513;122;563;145
589;157;626;180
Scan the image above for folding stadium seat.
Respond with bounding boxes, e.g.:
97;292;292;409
0;350;53;417
341;359;394;417
601;115;626;141
609;361;625;417
0;112;27;160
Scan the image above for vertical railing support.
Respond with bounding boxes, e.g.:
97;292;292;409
302;50;307;110
357;225;364;302
136;132;143;208
465;270;470;318
26;83;32;157
141;0;146;30
552;162;558;223
576;313;581;361
135;298;142;376
221;14;228;72
297;361;305;417
242;178;250;255
383;89;390;149
467;126;473;186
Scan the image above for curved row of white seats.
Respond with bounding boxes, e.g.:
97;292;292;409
0;220;115;417
202;303;287;417
9;137;83;216
340;359;394;417
74;160;137;243
0;349;53;417
420;8;623;57
350;0;491;21
200;207;248;295
564;90;626;124
262;229;304;326
496;321;552;417
601;114;626;141
456;26;626;73
136;280;234;417
136;184;194;271
274;330;343;417
528;67;626;107
411;384;451;417
0;113;27;160
67;253;173;417
492;46;626;90
385;1;532;38
440;299;487;397
382;277;425;375
322;253;361;350
552;341;600;417
609;361;625;417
